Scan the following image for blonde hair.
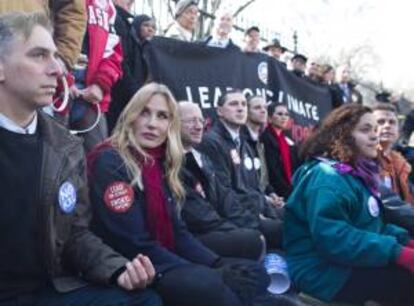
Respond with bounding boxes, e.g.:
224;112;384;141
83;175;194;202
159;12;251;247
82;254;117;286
110;82;185;202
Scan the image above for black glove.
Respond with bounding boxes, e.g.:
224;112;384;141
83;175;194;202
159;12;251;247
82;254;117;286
216;260;270;302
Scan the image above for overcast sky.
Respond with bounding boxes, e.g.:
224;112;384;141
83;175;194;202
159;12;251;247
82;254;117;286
237;0;414;96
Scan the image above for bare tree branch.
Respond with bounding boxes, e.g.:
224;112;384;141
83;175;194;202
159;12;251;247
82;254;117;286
161;0;175;33
232;0;256;17
205;0;222;37
167;0;175;19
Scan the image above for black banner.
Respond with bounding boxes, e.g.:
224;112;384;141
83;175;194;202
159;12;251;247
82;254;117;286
267;58;333;142
148;37;273;118
147;37;333;141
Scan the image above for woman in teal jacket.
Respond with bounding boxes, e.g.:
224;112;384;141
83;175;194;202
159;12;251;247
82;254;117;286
284;104;414;305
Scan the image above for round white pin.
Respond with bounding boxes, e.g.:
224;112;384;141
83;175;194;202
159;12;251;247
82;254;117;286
244;157;253;170
367;196;379;217
58;181;77;214
253;157;261;170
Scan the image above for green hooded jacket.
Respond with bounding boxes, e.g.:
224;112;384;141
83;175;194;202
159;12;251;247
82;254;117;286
283;159;409;301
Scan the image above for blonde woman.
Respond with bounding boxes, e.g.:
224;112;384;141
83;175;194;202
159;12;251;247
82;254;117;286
87;83;251;306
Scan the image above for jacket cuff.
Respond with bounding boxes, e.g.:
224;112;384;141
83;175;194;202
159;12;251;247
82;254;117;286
93;75;113;95
109;266;126;285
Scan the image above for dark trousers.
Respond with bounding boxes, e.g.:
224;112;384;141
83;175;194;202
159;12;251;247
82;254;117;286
155;264;242;306
0;284;161;306
259;218;283;250
334;265;414;305
197;229;264;260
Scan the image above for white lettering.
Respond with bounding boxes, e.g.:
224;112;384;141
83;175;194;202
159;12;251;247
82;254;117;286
287;94;319;121
278;90;284;103
243;88;253;97
87;6;109;30
213;87;222;108
185;86;193;102
199;87;211;109
88;6;97;24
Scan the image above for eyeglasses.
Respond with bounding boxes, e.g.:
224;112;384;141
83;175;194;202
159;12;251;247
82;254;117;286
181;117;206;126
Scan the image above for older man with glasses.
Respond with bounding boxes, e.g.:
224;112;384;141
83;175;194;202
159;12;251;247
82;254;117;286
178;101;265;260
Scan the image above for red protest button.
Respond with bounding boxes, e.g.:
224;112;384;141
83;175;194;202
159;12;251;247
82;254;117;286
104;181;134;213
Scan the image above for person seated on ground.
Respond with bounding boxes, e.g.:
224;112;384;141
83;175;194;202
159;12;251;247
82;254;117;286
87;83;271;306
373;103;414;204
203;8;239;50
284;104;414;305
261;103;299;199
0;12;161;306
178;102;264;260
198;89;283;250
165;0;198;42
241;95;285;208
242;26;261;53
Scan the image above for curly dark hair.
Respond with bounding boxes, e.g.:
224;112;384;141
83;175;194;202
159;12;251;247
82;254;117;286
300;104;373;165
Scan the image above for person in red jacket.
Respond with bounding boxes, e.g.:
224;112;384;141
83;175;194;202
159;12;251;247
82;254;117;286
70;0;123;153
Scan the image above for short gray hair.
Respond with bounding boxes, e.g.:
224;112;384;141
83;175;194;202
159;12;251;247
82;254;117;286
0;12;52;57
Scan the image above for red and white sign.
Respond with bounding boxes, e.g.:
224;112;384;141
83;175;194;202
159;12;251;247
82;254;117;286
104;181;134;213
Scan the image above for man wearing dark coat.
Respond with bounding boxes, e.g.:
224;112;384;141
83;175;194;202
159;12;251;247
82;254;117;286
0;12;161;305
178;102;264;260
198;90;283;249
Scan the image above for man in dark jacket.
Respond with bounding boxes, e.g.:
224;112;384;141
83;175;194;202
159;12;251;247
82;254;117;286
203;9;240;50
198;90;283;249
178;102;264;260
0;12;161;305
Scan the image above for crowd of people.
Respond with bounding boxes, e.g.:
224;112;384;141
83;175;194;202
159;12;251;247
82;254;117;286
1;1;414;306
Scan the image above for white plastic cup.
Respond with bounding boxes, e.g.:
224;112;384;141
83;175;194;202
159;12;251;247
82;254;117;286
263;253;291;294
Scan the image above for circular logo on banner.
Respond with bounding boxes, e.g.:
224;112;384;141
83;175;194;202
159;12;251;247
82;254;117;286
244;157;253;170
58;181;77;214
253;157;261;170
230;149;241;165
258;61;268;85
104;181;134;213
367;196;379;217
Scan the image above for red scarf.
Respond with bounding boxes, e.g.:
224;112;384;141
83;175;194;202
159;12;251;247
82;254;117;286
88;141;175;251
139;146;176;251
270;127;292;184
